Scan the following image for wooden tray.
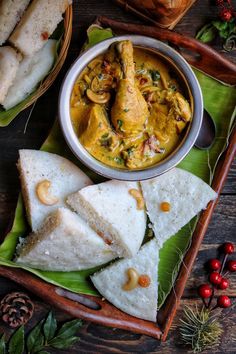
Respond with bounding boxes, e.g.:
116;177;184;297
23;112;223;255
0;19;235;341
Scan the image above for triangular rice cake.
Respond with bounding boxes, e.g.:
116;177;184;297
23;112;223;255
16;208;115;271
67;180;147;258
141;168;217;246
18;149;92;231
91;238;159;322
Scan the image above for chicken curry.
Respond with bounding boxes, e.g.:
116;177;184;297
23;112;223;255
70;40;192;169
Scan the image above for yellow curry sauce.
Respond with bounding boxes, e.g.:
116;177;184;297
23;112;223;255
70;41;192;169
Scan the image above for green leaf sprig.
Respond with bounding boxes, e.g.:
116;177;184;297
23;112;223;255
196;18;236;51
0;311;82;354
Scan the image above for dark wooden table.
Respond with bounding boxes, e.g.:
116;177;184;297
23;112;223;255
0;1;235;352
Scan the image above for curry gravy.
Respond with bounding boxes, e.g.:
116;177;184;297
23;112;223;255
70;44;192;169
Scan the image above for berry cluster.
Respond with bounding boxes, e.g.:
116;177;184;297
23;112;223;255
198;242;235;310
216;0;235;22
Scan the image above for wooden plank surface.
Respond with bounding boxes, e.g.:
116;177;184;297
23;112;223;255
0;0;235;352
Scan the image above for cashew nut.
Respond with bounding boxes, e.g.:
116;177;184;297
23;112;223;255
36;180;59;206
122;268;139;291
86;89;110;104
129;189;145;210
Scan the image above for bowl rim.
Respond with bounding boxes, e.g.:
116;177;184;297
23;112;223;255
59;35;203;181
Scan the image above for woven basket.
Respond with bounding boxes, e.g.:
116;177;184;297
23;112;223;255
113;0;196;29
20;5;73;111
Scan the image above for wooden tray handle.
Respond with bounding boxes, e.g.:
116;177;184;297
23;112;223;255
97;16;236;86
0;266;162;339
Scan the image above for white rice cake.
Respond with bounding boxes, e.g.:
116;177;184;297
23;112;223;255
3;39;56;110
0;46;21;104
16;208;116;271
141;168;217;246
91;238;159;322
0;0;30;45
18;149;92;231
67;180;147;258
9;0;72;56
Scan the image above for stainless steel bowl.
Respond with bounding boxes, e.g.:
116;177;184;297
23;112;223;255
59;35;203;181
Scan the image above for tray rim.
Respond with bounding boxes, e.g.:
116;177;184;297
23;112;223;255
0;23;235;340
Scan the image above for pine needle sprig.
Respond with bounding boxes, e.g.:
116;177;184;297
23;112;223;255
180;305;223;353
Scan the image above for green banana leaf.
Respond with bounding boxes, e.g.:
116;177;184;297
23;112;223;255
0;27;235;308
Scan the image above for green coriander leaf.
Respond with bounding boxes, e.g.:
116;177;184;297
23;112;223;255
49;336;79;349
117;119;123;129
26;320;44;354
8;326;24;354
101;133;109;139
114;156;124;165
0;334;6;354
53;319;82;339
196;23;216;43
127;147;134;156
123;108;129;112
170;84;177;91
149;70;160;81
37;351;50;354
43;311;57;342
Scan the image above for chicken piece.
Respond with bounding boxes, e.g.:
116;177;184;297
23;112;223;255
80;104;119;152
166;92;192;134
166;92;192;122
111;40;149;136
149;104;172;142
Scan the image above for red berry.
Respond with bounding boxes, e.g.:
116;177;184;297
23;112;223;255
227;260;236;272
223;242;234;254
219;8;233;21
217;295;231;308
198;284;212;298
216;0;224;4
208;258;221;271
209;271;222;285
219;277;229;290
